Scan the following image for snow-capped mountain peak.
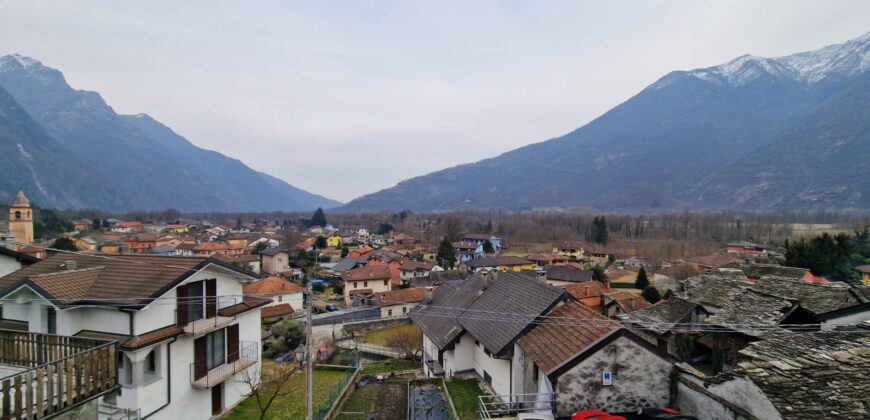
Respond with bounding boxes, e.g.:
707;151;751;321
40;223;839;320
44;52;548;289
0;54;43;72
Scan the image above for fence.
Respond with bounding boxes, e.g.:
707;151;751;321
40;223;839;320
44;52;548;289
313;349;359;420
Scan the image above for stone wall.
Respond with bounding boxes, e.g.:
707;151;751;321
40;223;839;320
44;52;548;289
341;317;410;337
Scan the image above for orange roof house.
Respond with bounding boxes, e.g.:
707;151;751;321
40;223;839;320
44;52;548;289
243;276;303;296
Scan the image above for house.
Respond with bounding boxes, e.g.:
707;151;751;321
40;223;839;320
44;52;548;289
72;219;92;232
516;301;675;417
461;234;502;251
551;241;585;260
75;236;100;251
399;260;443;284
244;276;303;315
0;253;266;419
464;256;534;273
683;253;742;272
260;248;291;275
348;245;373;259
111;221;143;233
326;234;342;248
365;256;402;286
341;265;393;306
526;253;568;268
0;245;39;277
725;241;769;256
391;233;416;246
377;288;426;318
543;265;594;287
562;280;610;310
411;272;568;398
100;240;130;254
193;241;230;257
623;297;710;360
675;331;870;420
331;257;367;274
165;224;189;234
856;264;870;286
149;244;179;256
126;233;159;254
602;290;651;317
452;241;484;262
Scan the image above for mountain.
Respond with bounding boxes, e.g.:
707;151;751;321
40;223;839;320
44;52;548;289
0;54;340;211
344;32;870;212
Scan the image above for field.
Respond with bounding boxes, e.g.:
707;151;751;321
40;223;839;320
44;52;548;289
334;381;408;420
364;323;421;345
361;358;419;375
445;378;485;420
225;361;349;419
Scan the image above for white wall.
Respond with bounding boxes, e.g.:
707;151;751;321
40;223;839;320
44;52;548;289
0;254;22;277
380;303;416;318
676;372;782;420
820;309;870;330
442;332;475;378
473;340;512;396
269;291;303;312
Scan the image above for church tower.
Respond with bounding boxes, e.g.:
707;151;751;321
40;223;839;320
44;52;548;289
9;191;34;247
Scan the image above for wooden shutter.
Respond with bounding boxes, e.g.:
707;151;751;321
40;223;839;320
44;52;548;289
176;284;188;326
227;324;240;363
206;279;217;318
194;335;208;380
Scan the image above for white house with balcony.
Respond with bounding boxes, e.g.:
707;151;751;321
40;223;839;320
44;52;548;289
0;253;266;420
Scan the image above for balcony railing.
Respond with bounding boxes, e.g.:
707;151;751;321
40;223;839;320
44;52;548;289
478;393;555;419
176;296;239;336
189;341;258;389
0;329;119;418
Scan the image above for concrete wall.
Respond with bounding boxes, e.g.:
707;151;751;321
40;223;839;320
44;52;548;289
820;309;870;330
442;332;475;378
554;336;672;416
675;372;781;420
473;340;512;396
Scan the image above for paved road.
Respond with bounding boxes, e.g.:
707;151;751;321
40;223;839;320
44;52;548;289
311;307;380;326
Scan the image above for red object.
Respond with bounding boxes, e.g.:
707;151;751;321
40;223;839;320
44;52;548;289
572;411;627;420
660;407;680;414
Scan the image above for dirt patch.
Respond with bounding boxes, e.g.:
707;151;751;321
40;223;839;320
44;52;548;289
335;381;407;420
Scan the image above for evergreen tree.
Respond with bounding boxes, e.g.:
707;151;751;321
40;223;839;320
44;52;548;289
591;264;607;282
663;289;674;300
311;207;328;227
341;246;349;258
592;215;609;246
92;218;101;230
437;237;456;268
314;236;328;249
642;286;661;303
377;223;394;235
50;237;78;252
482;239;495;254
634;266;650;290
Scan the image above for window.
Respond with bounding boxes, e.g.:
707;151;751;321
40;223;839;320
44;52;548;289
46;307;56;334
363;281;368;287
145;349;157;374
207;329;226;370
278;295;283;302
383;280;388;286
402;306;408;314
388;309;393;317
353;282;357;289
14;211;21;220
187;281;205;322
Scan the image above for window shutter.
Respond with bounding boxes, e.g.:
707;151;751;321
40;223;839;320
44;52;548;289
194;336;207;379
227;324;240;363
206;279;217;318
176;284;188;326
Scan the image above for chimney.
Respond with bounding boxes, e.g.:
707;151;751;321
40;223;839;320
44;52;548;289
424;290;433;304
65;260;76;270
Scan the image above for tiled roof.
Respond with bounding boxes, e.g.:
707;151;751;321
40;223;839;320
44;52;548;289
705;290;796;336
377;288;426;307
751;276;861;315
219;296;272;317
735;332;870;419
120;325;182;350
194;242;229;251
341;265;391;282
12;190;29;206
261;303;294;318
517;301;618;373
604;290;652;314
0;246;40;264
623;297;699;335
409;276;486;350
856;264;870;274
684;253;742;268
332;257;367;272
562;281;608;300
460;272;567;356
545;265;593;282
244;276;303;296
259;248;290;257
400;260;436;272
27;266;105;304
465;256;531;268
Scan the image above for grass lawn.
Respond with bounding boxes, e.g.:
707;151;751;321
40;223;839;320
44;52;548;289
361;359;419;375
364;323;421;345
225;361;350;419
445;378;485;420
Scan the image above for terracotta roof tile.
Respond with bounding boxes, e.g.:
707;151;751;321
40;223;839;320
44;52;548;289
261;303;294;318
341;265;391;282
244;276;303;296
377;288;426;307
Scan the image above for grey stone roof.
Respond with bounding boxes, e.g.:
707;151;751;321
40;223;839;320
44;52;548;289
705;290;796;336
409;276;485;350
459;272;567;356
679;270;751;311
545;265;593;282
332;257;367;273
751;276;861;315
409;270;469;289
623;297;701;335
735;332;870;419
738;263;808;279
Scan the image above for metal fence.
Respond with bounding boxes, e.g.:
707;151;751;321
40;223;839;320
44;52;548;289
477;393;555;419
312;350;359;420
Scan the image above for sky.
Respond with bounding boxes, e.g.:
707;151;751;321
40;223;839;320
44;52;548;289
1;1;869;203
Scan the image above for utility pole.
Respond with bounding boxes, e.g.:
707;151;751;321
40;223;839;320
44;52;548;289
305;280;313;420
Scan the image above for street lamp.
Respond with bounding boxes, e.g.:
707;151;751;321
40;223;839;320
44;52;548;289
294;343;305;365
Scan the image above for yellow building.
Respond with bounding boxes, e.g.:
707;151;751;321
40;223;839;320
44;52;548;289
8;191;34;248
466;256;535;273
165;224;189;234
326;235;342;248
552;241;585;260
857;265;870;286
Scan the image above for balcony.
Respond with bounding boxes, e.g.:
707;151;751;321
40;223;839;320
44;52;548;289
478;393;555;419
177;296;238;336
0;329;119;418
189;341;258;389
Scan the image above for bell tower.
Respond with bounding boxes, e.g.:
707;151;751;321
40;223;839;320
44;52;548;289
9;190;34;247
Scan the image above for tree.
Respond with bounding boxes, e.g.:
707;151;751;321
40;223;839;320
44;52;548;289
50;237;77;252
482;239;495;254
642;286;661;303
254;242;267;253
269;320;305;356
331;278;344;295
634;266;650;290
236;215;243;230
443;216;464;242
385;328;423;360
592;215;609;246
340;246;349;258
296;249;309;264
91;218;101;230
311;207;328;227
377;223;394;235
237;361;299;420
312;282;326;293
437;237;456;268
314;236;328;249
102;219;110;228
591;264;607;282
663;289;674;300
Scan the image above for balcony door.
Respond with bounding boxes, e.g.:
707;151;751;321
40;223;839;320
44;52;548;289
207;328;226;370
187;281;205;323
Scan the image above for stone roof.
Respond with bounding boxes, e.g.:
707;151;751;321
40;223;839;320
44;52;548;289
751;276;861;315
735;332;870;419
684;253;742;268
517;301;618;373
545;265;593;283
732;263;808;279
623;297;700;335
679;271;751;311
11;190;29;207
460;272;567;356
409;276;486;350
705;290;796;336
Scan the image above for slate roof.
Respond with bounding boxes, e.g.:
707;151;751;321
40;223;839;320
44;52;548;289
409;270;469;288
517;301;618;373
705;290;796;336
736;263;808;279
623;297;700;335
734;332;870;419
545;265;593;282
679;271;751;310
460;272;567;356
751;276;861;315
409;276;486;350
332;257;367;272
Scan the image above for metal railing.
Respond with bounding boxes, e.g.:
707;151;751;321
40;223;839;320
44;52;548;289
0;329;119;418
175;296;239;335
477;393;555;419
189;340;258;389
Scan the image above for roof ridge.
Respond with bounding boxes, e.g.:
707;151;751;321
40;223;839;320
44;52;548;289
30;265;106;277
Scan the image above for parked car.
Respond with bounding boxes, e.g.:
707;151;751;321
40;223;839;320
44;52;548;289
273;352;295;363
572;411;626;420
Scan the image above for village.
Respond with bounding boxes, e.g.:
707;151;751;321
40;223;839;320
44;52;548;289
0;190;869;420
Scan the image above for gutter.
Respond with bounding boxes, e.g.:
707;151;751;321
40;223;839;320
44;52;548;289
142;336;177;419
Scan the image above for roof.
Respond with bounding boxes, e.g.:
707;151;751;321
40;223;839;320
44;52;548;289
460;272;567;356
552;240;585;250
193;242;228;251
409;276;486;350
0;246;40;264
378;288;427;307
736;263;808;279
685;253;742;268
545;265;593;282
219;296;272;317
603;290;652;314
517;301;618;373
400;260;436;272
855;264;870;274
259;247;290;257
341;265;391;282
332;257;367;272
0;253;256;308
463;233;496;241
526;253;566;262
562;280;609;300
244;276;303;296
149;244;177;253
734;332;870;419
261;303;294;318
704;290;796;336
11;190;29;207
465;256;531;268
452;241;480;250
751;276;861;315
679;271;751;310
623;297;700;335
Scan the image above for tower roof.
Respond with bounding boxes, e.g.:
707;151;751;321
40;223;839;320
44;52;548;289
11;191;29;207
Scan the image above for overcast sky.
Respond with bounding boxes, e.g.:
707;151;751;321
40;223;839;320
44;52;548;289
1;1;869;202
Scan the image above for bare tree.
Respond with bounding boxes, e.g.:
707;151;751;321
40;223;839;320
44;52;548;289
237;362;299;419
443;216;465;242
385;328;423;360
